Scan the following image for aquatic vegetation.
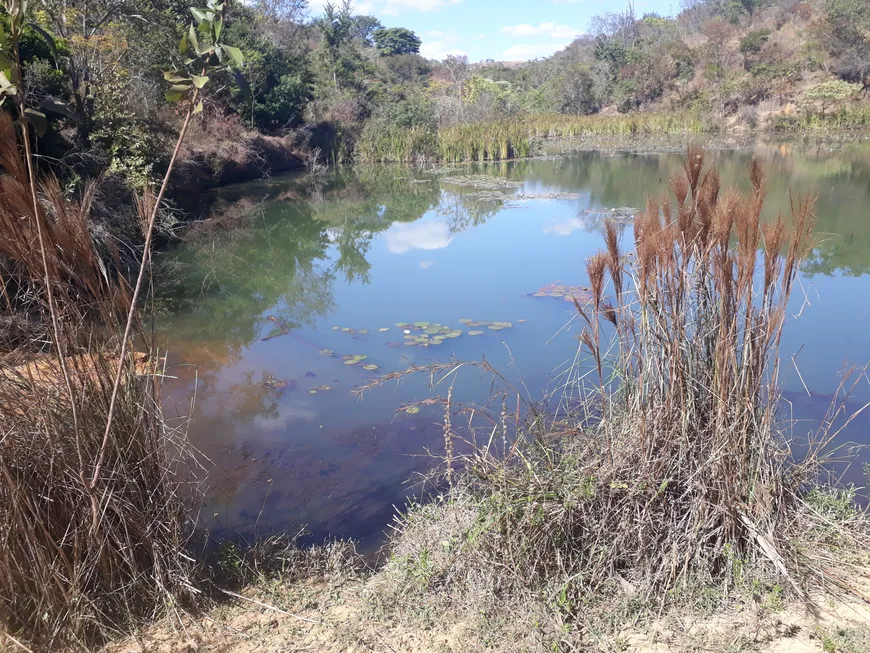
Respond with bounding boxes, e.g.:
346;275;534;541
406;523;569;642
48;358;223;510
363;364;380;371
356;114;709;163
310;384;332;393
319;349;334;356
527;283;594;303
342;354;368;365
468;330;484;336
378;328;390;332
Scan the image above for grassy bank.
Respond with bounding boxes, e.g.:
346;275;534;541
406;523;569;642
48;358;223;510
355;113;712;163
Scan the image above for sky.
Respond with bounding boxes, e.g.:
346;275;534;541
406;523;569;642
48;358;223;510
307;0;681;62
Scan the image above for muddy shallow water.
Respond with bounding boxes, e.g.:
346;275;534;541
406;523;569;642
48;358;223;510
156;142;870;548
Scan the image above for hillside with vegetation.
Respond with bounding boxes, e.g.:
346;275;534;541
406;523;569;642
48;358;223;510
8;0;870;193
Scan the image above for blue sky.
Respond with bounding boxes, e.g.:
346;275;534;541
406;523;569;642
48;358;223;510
308;0;680;62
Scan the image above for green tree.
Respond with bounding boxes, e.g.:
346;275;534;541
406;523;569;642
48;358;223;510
372;27;421;56
350;15;382;46
801;79;862;114
314;0;358;89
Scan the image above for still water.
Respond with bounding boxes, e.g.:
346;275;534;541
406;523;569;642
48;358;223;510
156;143;870;547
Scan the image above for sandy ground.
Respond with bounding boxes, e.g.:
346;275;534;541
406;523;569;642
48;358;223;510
98;572;870;653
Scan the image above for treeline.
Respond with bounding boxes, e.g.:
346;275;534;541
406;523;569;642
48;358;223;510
6;0;870;188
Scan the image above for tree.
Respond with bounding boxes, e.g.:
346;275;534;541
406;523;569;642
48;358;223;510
801;79;862;114
821;0;870;86
443;54;469;104
314;0;356;89
37;0;136;149
552;65;598;115
351;15;382;46
372;27;421;56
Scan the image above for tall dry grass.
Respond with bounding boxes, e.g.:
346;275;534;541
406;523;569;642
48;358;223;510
374;148;868;634
0;107;201;649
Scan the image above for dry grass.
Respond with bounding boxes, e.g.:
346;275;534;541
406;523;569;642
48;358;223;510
361;146;870;647
0;107;202;651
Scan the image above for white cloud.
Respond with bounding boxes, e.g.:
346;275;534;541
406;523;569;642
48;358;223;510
421;41;467;59
385;221;453;254
501;23;579;40
502;42;569;61
543;219;586;236
419;260;435;268
420;29;466;60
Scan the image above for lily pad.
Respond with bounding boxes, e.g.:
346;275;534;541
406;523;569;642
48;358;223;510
343;354;368;365
444;330;462;338
378;328;390;332
406;406;421;414
310;389;317;394
413;321;430;327
341;327;352;332
396;322;409;327
319;349;334;356
457;318;472;324
314;385;331;391
432;335;447;340
428;339;443;346
358;329;369;335
488;325;504;331
518;319;528;323
468;330;484;336
331;326;340;330
362;364;379;371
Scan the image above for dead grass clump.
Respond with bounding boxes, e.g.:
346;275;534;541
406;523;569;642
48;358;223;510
0;106;202;649
377;147;869;643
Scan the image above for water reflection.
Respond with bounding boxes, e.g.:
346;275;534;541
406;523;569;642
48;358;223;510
156;143;870;545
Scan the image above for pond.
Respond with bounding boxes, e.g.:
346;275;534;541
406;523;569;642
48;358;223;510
156;142;870;549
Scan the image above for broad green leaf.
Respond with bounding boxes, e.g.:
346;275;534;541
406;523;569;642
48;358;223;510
214;16;223;40
179;31;189;55
188;25;202;55
193;100;203;114
169;83;191;92
191;74;209;89
190;7;208;23
163;70;190;83
165;88;184;102
223;44;244;67
24;108;46;136
39;97;77;121
28;23;57;61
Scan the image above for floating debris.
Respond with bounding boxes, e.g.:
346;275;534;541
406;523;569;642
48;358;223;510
261;315;292;341
362;364;379;371
263;375;287;389
378;328;390;332
441;175;523;190
304;371;317;378
319;349;334;356
405;405;421;415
